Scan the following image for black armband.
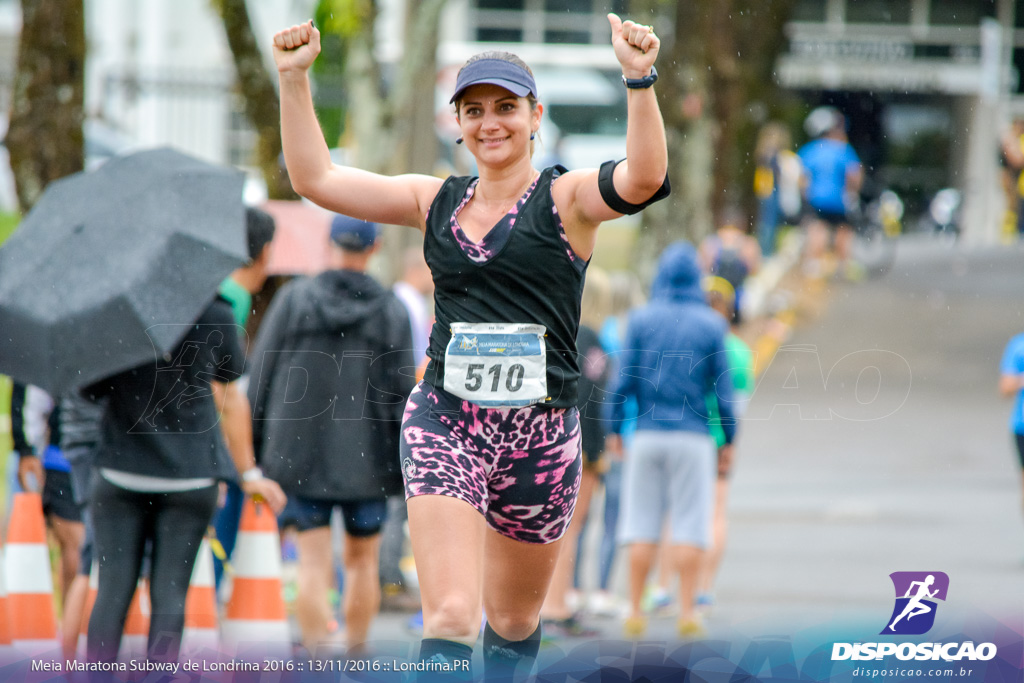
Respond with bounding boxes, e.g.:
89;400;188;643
598;159;671;215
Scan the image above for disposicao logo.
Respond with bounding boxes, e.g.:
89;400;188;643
881;571;948;635
831;572;997;663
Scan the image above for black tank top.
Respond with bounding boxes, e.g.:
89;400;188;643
422;166;586;408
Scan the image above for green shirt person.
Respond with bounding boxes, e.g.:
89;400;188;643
703;276;755;451
706;332;754;448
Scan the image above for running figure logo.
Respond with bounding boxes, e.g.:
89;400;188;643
881;572;949;635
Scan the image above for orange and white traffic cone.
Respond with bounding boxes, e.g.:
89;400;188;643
0;542;15;657
182;538;219;654
76;564;151;661
4;492;58;654
222;498;290;655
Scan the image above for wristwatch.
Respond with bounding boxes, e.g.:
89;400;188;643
622;66;658;89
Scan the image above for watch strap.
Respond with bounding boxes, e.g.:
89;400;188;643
622;65;658;89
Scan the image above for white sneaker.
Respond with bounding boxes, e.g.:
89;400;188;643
566;589;584;613
587;591;624;617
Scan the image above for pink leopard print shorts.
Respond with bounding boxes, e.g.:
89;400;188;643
400;382;582;544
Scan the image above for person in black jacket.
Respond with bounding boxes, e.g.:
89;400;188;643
85;295;285;665
248;214;415;655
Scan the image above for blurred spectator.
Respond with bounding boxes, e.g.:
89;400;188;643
380;245;434;611
1000;119;1024;237
698;209;761;325
10;383;84;612
607;243;734;639
696;276;755;611
84;293;285;665
392;246;434;365
999;330;1024;517
248;214;414;655
753;122;803;256
57;392;104;659
798;106;863;276
219;206;277;328
540;267;612;637
211;206;277;590
581;271;645;617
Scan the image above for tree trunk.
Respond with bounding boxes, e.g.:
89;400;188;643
340;0;446;281
732;0;798;223
708;0;742;218
7;0;85;213
628;0;716;270
627;0;794;272
345;0;386;172
380;0;446;275
387;0;445;176
217;0;298;199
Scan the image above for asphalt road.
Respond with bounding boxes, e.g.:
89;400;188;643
358;237;1024;660
717;238;1024;634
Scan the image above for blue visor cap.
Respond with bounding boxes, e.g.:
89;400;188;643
450;59;538;104
330;213;378;251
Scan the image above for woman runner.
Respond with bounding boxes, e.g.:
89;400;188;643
272;14;668;680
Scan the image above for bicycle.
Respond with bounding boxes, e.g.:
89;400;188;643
848;189;901;279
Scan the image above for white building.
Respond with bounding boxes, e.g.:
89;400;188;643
84;0;316;166
776;0;1022;242
0;0;1019;242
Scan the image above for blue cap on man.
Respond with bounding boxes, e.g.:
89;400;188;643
330;214;378;252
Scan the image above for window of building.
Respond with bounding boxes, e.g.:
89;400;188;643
544;30;592;44
473;0;628;44
1014;47;1024;91
544;0;589;13
846;0;911;23
477;27;524;42
479;0;525;9
930;0;995;25
791;0;827;22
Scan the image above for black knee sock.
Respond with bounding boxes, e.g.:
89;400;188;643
483;622;542;682
419;638;474;681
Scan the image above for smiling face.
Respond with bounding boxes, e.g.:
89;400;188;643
456;84;542;168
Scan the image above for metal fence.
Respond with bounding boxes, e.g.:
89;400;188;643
98;67;256;167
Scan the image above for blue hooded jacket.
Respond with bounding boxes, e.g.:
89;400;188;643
607;242;736;443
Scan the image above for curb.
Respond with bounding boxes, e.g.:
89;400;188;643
740;232;805;377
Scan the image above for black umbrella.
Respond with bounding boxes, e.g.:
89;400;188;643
0;147;247;396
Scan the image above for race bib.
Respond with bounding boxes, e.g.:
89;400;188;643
444;322;547;407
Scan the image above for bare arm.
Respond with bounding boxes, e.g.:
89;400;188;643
1000;373;1024;398
553;14;668;256
743;235;762;274
274;22;442;230
846;163;864;197
17;456;44;493
213;381;287;514
1004;130;1024;170
11;383;44;491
